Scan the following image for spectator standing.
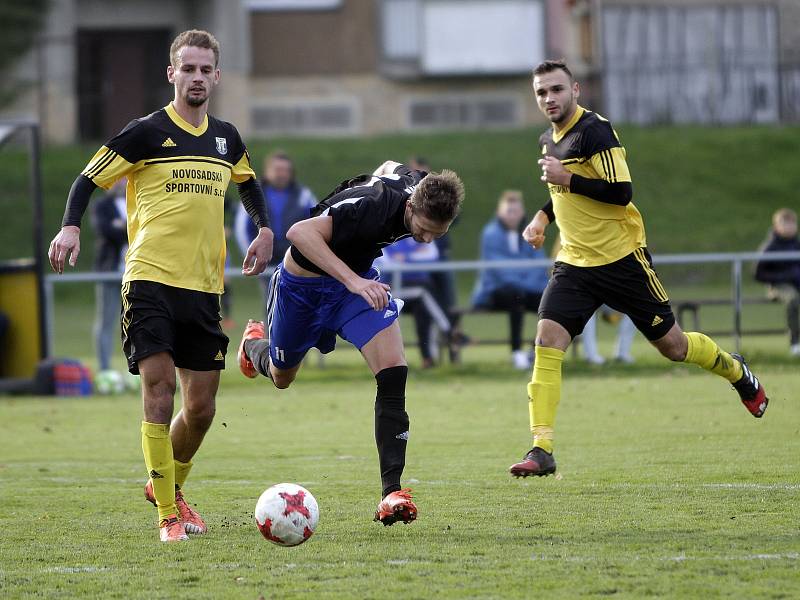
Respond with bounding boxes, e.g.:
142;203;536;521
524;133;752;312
91;177;128;371
472;190;549;369
234;151;316;279
755;208;800;356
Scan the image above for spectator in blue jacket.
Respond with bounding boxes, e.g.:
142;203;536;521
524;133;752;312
755;208;800;356
472;190;550;369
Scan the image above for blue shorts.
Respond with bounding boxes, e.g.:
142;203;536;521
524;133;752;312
265;264;403;369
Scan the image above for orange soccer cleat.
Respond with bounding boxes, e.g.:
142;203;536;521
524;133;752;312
159;515;188;542
238;319;266;379
145;480;207;535
374;489;418;526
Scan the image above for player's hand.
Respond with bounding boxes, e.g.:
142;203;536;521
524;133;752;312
538;156;571;186
348;277;391;311
242;227;274;276
48;226;81;274
523;216;547;249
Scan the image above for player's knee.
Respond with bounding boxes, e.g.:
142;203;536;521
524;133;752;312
658;339;687;362
271;370;295;389
185;401;216;429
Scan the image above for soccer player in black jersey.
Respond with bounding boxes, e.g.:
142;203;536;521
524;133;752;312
507;60;768;478
48;30;274;542
237;161;464;525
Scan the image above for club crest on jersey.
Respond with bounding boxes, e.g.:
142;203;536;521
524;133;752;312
215;137;227;155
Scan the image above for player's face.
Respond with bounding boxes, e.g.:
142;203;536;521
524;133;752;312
168;46;220;108
405;203;451;244
533;70;579;126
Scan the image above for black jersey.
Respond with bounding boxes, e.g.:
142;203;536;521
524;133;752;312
290;165;426;275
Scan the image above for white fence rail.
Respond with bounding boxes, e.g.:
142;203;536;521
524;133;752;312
44;251;800;355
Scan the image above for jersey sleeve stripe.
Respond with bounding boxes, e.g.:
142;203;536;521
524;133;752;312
84;150;118;179
83;148;112;176
598;150;611;182
605;150;618;182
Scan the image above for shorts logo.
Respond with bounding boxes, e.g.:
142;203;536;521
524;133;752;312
214;350;225;361
215;137;227;155
651;315;664;327
383;309;396;319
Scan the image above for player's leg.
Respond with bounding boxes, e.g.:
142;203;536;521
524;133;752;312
122;281;187;541
239;266;317;388
509;264;598;478
360;322;417;526
336;279;416;525
158;368;219;535
607;248;767;417
138;352;187;542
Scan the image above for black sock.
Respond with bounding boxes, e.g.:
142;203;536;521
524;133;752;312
244;339;272;378
374;365;409;498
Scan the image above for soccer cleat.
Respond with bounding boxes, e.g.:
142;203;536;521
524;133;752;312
374;489;417;526
144;481;206;534
509;447;557;478
159;515;188;542
238;319;265;379
731;353;768;418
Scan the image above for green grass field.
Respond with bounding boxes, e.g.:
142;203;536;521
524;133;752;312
2;125;798;598
1;336;797;598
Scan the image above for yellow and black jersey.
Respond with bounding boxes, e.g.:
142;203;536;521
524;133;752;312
539;105;646;267
81;103;255;293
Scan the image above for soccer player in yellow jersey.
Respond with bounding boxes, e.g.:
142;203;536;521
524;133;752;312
508;60;768;478
47;30;275;541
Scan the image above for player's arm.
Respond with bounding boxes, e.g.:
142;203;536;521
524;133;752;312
49;120;143;273
286;216;391;310
48;175;99;273
236;177;274;276
538;155;632;206
523;204;552;250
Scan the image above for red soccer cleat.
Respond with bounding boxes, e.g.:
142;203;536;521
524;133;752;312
374;489;417;526
144;480;207;534
731;353;768;418
509;447;557;478
159;515;188;542
238;319;265;379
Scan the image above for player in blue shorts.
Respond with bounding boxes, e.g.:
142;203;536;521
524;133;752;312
237;160;464;526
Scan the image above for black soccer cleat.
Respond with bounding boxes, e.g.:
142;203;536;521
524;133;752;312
509;447;557;478
730;353;768;418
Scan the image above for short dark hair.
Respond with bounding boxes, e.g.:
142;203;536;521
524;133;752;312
532;59;573;81
170;29;220;68
410;170;464;223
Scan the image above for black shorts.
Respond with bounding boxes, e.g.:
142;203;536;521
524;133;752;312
121;280;229;374
538;248;675;341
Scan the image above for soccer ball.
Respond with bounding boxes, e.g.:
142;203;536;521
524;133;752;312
254;483;319;546
94;369;125;395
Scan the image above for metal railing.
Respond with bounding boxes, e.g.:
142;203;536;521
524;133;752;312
43;251;800;355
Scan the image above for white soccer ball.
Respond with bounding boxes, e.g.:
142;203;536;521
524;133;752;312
94;369;125;395
254;483;319;546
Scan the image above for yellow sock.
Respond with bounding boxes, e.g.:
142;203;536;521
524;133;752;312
141;421;177;521
174;459;193;490
528;346;565;454
683;332;743;383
